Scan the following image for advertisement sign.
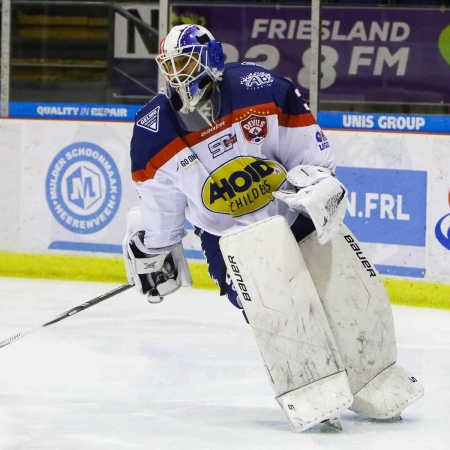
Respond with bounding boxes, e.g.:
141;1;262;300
171;4;450;105
9;102;141;121
17;121;138;254
45;142;122;236
8;101;450;134
335;167;427;247
428;147;450;282
0;119;205;258
335;167;427;278
0;118;448;283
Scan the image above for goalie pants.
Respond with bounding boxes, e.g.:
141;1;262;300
194;214;315;309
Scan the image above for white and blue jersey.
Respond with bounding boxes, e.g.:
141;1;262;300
130;62;336;307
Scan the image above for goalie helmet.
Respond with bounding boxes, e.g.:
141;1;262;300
156;24;224;114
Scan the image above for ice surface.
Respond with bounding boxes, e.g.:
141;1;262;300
0;277;449;450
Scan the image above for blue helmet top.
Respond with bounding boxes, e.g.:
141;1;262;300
157;24;224;114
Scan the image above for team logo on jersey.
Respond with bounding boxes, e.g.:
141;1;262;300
240;114;268;144
45;142;121;234
136;106;159;133
240;72;274;90
316;130;330;150
208;133;237;158
202;157;285;217
435;190;450;250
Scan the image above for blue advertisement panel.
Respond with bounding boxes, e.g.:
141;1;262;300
171;4;450;105
8;102;450;134
9;102;141;121
335;167;427;247
335;167;428;278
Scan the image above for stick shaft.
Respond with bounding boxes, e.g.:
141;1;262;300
0;283;133;349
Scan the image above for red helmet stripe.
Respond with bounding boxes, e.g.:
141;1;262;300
159;38;166;54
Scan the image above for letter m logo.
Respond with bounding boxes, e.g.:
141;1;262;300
67;166;102;210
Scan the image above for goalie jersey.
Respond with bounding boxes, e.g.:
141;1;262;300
130;62;335;249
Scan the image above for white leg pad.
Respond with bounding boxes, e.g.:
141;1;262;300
298;225;424;418
351;364;424;419
219;216;353;431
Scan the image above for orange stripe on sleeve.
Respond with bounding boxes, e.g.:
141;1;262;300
132;137;186;182
279;111;317;128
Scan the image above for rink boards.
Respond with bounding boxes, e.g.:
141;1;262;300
0;117;449;284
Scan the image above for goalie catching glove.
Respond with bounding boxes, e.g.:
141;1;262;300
273;165;348;245
123;207;192;303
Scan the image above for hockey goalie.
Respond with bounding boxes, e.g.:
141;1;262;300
122;23;424;433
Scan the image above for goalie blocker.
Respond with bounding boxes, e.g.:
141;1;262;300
220;216;423;432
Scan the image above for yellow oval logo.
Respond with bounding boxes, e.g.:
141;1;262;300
202;157;286;217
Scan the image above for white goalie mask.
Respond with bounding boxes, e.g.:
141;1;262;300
156;24;224;115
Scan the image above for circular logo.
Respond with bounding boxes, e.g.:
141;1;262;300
45;142;121;234
435;212;450;250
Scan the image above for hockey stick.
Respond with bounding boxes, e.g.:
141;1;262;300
0;283;133;349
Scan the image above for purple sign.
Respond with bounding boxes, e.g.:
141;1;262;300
171;5;450;104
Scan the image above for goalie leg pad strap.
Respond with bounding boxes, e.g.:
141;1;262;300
219;216;353;430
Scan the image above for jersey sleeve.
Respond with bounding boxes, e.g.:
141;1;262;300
130;101;188;249
136;175;188;249
273;77;336;172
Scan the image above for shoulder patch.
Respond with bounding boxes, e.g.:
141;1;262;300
240;71;274;90
136;106;160;133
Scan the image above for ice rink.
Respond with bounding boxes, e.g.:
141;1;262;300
0;277;449;450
